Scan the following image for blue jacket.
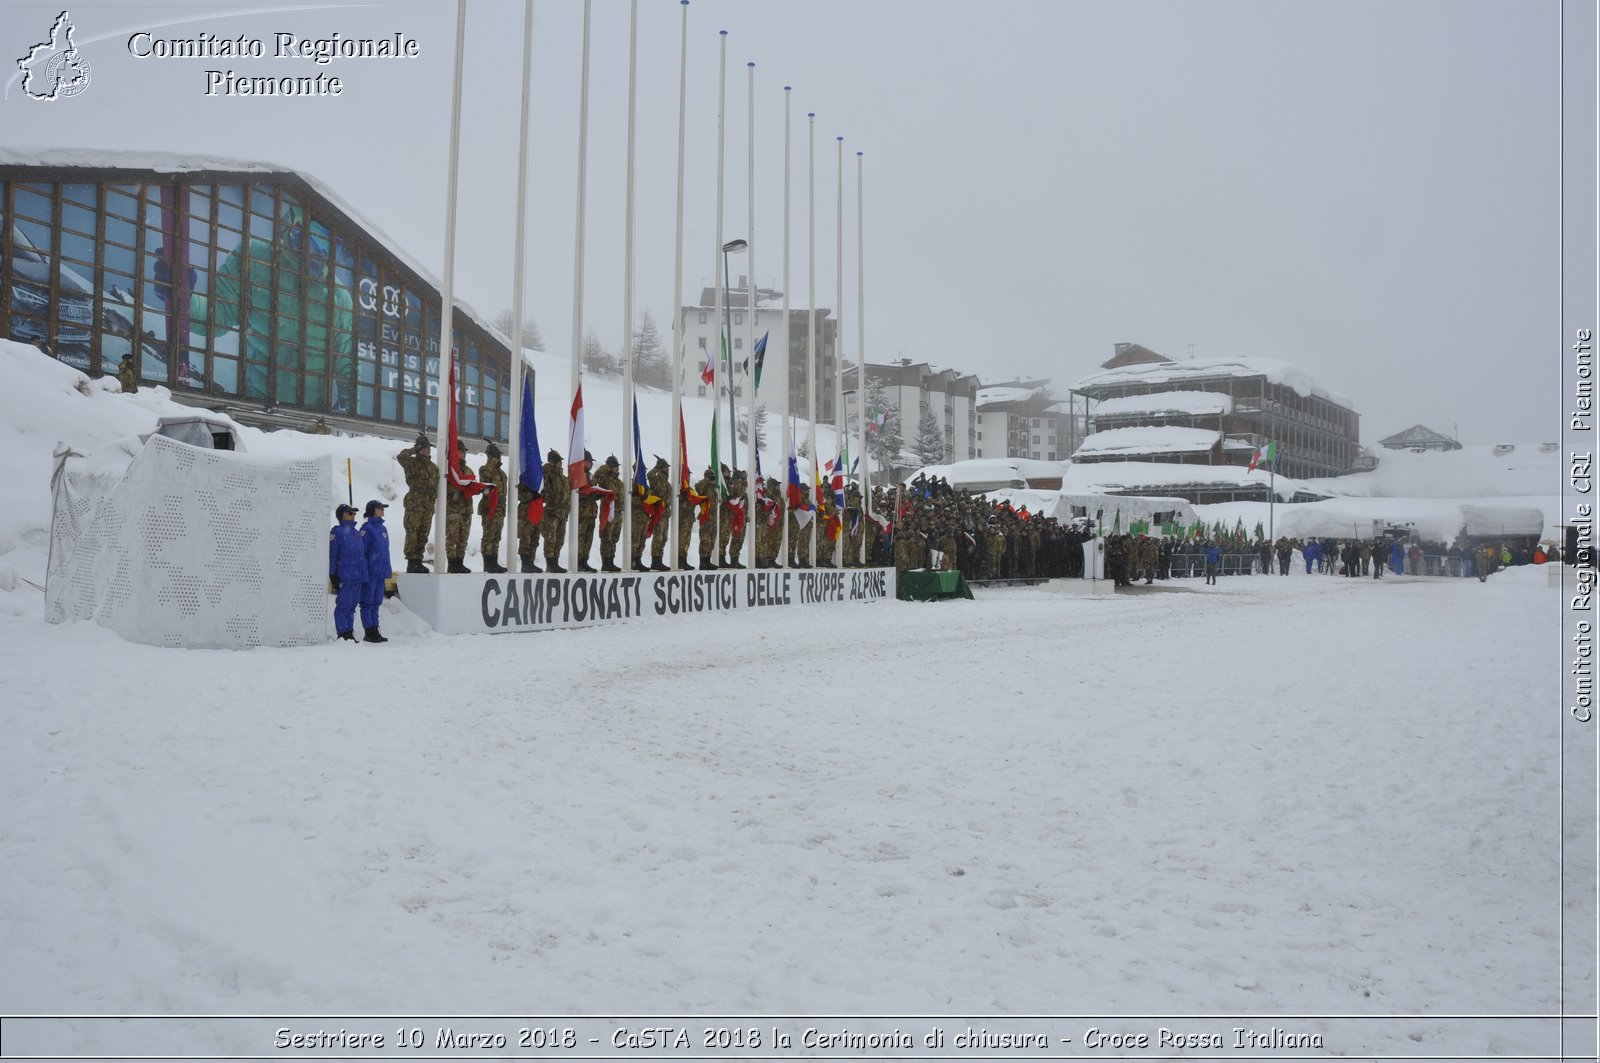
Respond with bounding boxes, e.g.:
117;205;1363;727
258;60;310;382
329;520;368;582
1303;540;1320;561
361;517;393;580
1204;545;1221;564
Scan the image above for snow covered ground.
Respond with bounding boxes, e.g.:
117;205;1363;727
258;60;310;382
0;341;1591;1058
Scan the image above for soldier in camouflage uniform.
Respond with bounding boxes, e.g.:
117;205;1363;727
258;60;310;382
647;457;673;571
844;484;865;567
539;447;569;573
628;462;650;571
591;454;625;573
478;441;507;573
516;480;542;572
677;473;700;570
695;466;720;570
118;353;139;394
756;476;783;568
396;433;438;573
575;451;599;573
444;452;475;574
720;468;745;569
788;489;812;568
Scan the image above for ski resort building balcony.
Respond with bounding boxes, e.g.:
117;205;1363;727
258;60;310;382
1071;343;1360;481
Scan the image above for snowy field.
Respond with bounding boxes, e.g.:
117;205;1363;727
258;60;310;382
1;560;1585;1058
0;340;1589;1058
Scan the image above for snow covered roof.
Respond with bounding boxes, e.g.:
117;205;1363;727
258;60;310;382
1073;355;1351;408
976;386;1038;406
0;146;503;341
1378;424;1462;450
1093;390;1232;418
1074;427;1220;458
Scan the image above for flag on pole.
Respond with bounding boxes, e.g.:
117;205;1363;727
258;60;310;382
786;452;811;511
711;412;727;500
444;350;490;508
678;408;692;492
632;396;648;497
1112;509;1122;534
742;330;768;392
518;377;544;525
566;385;587;489
1248;439;1277;472
700;343;715;386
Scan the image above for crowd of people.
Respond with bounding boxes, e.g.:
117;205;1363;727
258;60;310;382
380;444;1556;591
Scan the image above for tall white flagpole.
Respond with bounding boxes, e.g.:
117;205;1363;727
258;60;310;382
566;0;593;569
505;0;534;574
805;111;818;567
711;30;728;526
432;0;468;565
778;84;792;568
856;149;868;565
742;60;757;568
669;0;690;569
833;133;845;571
620;0;639;572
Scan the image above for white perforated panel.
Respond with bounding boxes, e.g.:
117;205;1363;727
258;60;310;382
46;435;329;648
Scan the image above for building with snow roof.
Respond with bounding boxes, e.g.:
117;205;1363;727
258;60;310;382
973;378;1088;462
676;280;838;426
845;358;980;465
1072;342;1360;481
1;149;511;440
1377;423;1462;452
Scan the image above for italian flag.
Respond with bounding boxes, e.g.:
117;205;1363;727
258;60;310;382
1248;440;1277;472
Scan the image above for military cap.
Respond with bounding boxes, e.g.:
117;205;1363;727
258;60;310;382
485;440;501;458
415;432;433;449
584;450;594;463
604;454;620;468
547;448;561;462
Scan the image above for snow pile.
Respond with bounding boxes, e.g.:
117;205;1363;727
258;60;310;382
1074;425;1220;458
1092;389;1233;418
1074;353;1352;407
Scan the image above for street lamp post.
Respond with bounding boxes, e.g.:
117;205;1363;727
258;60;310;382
721;238;747;474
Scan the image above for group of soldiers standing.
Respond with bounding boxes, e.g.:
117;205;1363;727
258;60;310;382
394;434;886;574
886;479;1093;582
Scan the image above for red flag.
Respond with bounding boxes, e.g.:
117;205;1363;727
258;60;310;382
678;408;692;492
445;349;486;501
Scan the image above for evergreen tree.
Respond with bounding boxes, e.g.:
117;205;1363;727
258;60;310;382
492;310;545;351
863;375;903;474
581;329;622;376
736;403;768;452
632;308;671;389
914;407;946;466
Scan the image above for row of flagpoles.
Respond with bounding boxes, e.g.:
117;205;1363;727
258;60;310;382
430;0;880;576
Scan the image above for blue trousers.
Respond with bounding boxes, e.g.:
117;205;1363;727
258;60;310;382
359;578;385;630
333;581;361;633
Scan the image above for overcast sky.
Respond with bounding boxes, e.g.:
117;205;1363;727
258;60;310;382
2;0;1578;445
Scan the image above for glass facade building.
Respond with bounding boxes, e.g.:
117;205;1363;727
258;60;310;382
1;159;510;438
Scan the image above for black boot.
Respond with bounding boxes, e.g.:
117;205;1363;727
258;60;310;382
483;557;505;574
651;559;670;572
701;558;717;570
406;559;429;574
601;561;622;573
546;560;566;574
578;562;598;573
447;558;471;574
363;627;388;643
520;555;542;573
337;630;356;641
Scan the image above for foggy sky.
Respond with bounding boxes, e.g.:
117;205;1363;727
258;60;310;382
1;0;1572;445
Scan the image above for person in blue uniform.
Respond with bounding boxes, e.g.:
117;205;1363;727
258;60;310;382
329;503;368;642
359;499;393;643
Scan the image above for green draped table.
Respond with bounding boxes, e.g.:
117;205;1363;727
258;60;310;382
897;570;974;601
